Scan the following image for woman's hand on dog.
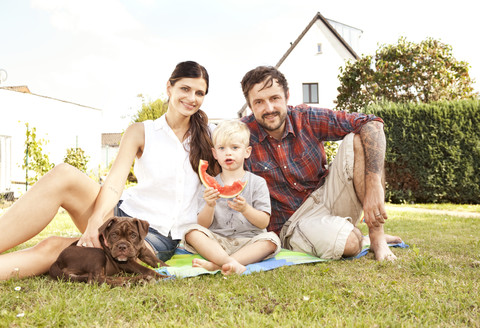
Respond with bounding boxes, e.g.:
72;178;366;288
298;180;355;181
77;216;103;248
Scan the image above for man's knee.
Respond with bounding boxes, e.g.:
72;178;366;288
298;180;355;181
343;227;363;258
353;133;363;150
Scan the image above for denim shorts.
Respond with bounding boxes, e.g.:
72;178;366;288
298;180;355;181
114;201;179;262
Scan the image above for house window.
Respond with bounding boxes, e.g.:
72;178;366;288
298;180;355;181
302;83;319;104
317;43;323;54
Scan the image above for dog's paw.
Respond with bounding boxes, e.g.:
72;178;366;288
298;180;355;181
140;273;168;284
104;276;131;287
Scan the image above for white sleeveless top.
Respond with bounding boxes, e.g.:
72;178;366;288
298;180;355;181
119;116;201;239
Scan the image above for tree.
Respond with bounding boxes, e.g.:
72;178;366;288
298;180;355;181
336;37;478;112
22;123;54;185
132;96;168;123
125;96;168;184
64;148;90;173
324;141;338;164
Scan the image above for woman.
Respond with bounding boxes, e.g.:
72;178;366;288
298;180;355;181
0;61;219;280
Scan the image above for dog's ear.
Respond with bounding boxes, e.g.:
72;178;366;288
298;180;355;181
134;218;150;239
98;217;117;235
100;232;108;247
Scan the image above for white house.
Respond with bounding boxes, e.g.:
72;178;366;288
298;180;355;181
0;86;103;197
238;12;362;116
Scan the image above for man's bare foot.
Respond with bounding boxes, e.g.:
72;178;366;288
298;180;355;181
361;234;403;249
192;258;221;272
371;240;397;261
221;260;246;275
385;234;402;244
369;227;397;261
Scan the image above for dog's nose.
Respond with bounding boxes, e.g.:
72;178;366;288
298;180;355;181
118;243;127;251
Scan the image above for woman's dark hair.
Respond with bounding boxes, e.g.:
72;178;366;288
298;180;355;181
240;66;289;107
169;61;210;95
168;61;219;176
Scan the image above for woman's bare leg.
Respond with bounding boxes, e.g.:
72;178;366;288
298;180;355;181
0;164;107;279
0;236;77;280
0;163;101;252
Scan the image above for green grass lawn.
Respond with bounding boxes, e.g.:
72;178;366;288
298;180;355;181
387;203;480;213
1;205;479;327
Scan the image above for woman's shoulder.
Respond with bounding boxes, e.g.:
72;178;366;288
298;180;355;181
122;122;146;146
126;118;162;137
126;121;146;134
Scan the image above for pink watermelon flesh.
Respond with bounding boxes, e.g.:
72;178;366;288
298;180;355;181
198;160;247;198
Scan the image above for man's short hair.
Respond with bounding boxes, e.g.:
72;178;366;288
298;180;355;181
240;66;289;107
212;120;250;147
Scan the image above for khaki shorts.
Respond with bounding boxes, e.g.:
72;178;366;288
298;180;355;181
280;133;363;260
183;224;281;260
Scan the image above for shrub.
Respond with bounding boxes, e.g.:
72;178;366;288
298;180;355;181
133;97;167;123
22;123;54;184
64;148;90;173
366;99;480;204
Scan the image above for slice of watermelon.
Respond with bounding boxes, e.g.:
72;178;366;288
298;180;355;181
198;159;247;198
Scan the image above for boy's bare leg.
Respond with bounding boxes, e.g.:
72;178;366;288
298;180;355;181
222;240;277;275
229;240;276;265
191;258;221;271
185;230;246;275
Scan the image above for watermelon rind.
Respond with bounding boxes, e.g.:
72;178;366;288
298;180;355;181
198;159;247;198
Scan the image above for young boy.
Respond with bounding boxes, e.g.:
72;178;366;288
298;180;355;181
183;120;281;275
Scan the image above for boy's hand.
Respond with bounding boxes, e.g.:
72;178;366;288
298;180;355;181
204;187;220;207
227;196;247;213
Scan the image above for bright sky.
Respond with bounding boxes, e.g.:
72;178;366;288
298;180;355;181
1;0;478;131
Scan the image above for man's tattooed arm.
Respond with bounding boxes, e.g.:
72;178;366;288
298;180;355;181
360;121;386;177
359;120;388;227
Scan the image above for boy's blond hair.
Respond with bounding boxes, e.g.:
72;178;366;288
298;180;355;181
212;120;250;147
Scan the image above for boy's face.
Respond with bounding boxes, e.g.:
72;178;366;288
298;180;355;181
212;139;251;172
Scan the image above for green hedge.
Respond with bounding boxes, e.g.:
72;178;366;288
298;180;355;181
366;99;480;204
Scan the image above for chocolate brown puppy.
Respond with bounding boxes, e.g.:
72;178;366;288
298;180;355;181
49;216;168;286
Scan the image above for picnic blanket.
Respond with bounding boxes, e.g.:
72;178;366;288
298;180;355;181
155;241;408;279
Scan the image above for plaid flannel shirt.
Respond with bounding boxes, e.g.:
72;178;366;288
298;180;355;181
242;105;383;235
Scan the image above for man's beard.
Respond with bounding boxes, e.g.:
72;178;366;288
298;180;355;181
259;111;287;132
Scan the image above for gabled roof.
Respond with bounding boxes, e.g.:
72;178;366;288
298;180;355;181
275;12;360;68
237;11;360;117
0;86;102;111
0;86;31;93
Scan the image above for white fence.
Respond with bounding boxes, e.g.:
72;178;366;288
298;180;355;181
0;135;12;197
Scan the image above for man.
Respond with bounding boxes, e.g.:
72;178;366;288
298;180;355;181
240;66;401;261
